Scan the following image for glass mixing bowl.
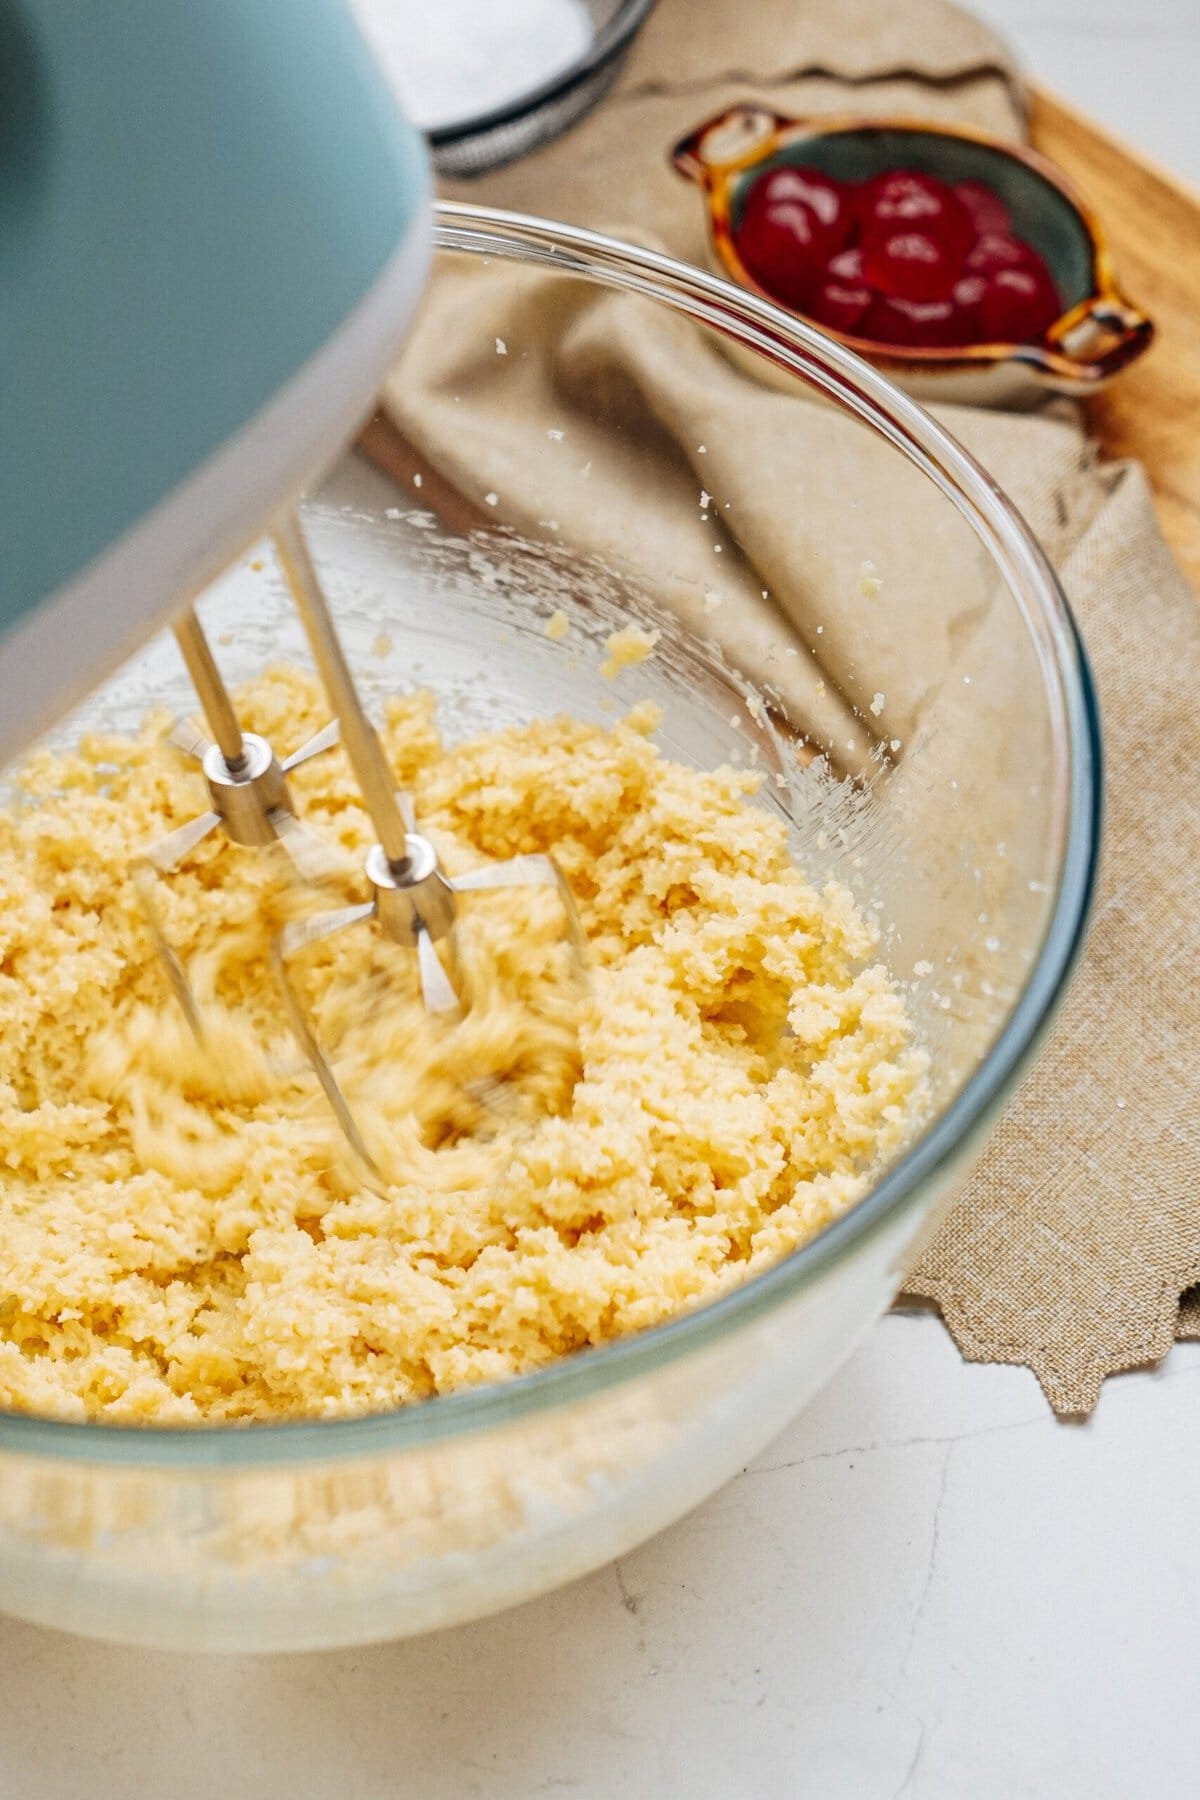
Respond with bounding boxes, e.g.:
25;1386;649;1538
0;204;1099;1651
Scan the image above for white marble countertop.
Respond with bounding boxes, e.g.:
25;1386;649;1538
4;7;1197;1797
4;1319;1199;1797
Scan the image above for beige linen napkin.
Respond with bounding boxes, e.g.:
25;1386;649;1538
904;460;1200;1411
373;0;1200;1413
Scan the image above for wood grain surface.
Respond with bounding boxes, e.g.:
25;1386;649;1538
1030;87;1200;594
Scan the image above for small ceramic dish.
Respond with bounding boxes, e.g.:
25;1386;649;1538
672;106;1153;406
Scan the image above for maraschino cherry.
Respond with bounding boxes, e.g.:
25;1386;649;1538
980;264;1062;341
735;164;853;305
809;246;873;332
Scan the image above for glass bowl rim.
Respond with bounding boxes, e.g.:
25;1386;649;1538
0;202;1101;1467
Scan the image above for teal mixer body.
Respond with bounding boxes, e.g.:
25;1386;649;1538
0;0;431;760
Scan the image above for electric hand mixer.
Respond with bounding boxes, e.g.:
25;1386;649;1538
1;0;584;1170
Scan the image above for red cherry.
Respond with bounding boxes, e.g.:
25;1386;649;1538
863;229;964;301
826;245;866;282
948;272;987;341
750;167;851;233
809;259;873;334
807;246;872;333
734;201;826;307
741;165;854;262
979;265;1062;342
965;233;1042;278
954;179;1012;237
863;293;959;347
812;285;872;334
859;170;974;259
748;167;820;210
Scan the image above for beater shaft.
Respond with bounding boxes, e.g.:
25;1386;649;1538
272;512;412;870
173;607;248;772
265;513;589;1176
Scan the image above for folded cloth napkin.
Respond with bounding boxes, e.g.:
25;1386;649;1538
371;0;1200;1414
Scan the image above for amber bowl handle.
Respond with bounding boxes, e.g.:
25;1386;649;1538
1036;294;1155;383
671;107;790;185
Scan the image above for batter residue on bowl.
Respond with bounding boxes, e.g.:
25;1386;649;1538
0;667;927;1423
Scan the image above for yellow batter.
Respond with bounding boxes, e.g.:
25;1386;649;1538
0;667;926;1424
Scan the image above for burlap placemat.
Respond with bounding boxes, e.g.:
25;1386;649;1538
374;0;1200;1414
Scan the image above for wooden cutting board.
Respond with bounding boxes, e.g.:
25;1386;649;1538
1030;88;1200;594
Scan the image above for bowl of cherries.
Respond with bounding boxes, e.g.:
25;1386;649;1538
672;107;1152;405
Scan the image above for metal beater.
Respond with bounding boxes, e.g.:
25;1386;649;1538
133;602;342;1041
139;512;586;1176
